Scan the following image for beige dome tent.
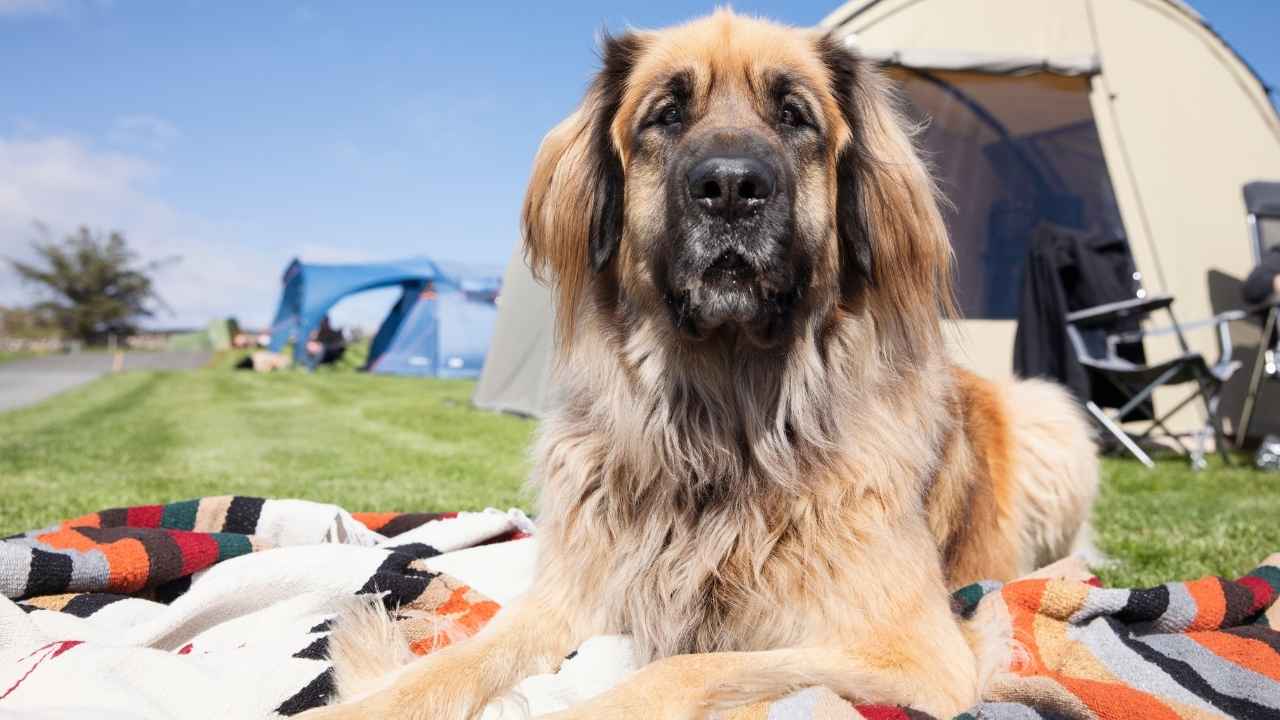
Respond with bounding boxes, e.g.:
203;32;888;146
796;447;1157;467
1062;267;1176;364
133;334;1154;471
821;0;1280;434
477;0;1280;431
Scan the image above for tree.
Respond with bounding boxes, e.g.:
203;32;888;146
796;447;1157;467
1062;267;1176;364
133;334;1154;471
8;226;173;343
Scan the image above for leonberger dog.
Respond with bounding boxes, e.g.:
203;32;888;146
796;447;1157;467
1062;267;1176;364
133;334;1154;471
304;10;1097;719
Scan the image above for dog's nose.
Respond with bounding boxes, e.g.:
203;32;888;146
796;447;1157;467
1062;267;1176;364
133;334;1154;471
687;156;775;221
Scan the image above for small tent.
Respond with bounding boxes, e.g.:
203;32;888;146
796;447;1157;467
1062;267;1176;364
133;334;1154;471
477;0;1280;426
472;248;556;415
267;258;499;378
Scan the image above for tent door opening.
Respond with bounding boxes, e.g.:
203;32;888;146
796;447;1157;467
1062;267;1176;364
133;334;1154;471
890;68;1129;320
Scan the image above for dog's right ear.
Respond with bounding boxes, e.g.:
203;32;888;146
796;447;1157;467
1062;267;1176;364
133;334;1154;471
522;31;644;345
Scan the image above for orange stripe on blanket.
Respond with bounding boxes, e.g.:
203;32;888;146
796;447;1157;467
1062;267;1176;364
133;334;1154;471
1004;579;1183;719
34;529;151;592
1191;631;1280;682
102;538;151;593
350;512;397;532
1185;577;1227;631
35;528;100;552
1004;579;1049;674
438;585;500;634
409;585;500;655
1056;674;1182;719
61;513;101;529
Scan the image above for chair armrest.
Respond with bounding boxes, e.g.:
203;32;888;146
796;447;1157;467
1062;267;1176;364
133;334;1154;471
1108;311;1246;367
1065;294;1175;329
1111;311;1246;343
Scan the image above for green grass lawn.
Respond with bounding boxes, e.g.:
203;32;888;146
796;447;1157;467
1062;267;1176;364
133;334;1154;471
0;368;536;535
1;366;1277;588
1093;455;1280;587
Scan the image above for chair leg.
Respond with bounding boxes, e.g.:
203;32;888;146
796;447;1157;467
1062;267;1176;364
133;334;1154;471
1237;308;1278;450
1189;368;1231;468
1086;401;1155;469
1191;427;1208;472
1206;388;1232;467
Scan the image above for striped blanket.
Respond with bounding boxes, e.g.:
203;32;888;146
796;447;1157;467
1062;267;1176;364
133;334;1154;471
951;562;1280;720
1;496;492;601
2;497;1279;719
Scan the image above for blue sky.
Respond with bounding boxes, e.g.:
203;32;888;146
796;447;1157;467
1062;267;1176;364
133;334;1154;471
1;0;1277;329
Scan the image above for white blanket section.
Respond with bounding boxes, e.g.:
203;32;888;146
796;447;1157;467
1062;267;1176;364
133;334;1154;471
0;506;648;720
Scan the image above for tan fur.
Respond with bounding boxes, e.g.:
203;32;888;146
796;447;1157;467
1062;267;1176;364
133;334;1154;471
928;368;1022;587
930;369;1099;588
300;10;1097;720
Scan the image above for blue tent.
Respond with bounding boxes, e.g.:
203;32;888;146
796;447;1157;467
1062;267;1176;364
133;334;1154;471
267;257;499;377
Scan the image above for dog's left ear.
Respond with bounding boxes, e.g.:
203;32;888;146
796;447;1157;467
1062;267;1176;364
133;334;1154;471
522;31;643;344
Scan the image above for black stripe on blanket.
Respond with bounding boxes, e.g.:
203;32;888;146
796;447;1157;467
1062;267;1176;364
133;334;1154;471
378;542;441;562
276;669;334;716
62;593;130;618
293;636;330;661
1109;618;1277;717
1115;584;1169;626
358;547;440;608
24;548;72;598
378;513;448;538
222;496;266;534
155;575;192;604
98;507;129;528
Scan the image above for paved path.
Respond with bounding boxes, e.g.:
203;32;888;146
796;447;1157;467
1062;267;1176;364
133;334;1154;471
0;351;212;413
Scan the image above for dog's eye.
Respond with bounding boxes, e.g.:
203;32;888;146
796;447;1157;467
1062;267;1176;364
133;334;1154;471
780;103;803;128
659;105;683;127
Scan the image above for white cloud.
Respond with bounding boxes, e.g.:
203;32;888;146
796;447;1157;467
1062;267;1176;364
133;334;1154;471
0;0;110;16
0;134;285;329
109;114;182;152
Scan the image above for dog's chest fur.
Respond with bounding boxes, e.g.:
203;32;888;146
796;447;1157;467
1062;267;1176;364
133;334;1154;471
604;493;786;658
534;346;931;662
540;437;912;664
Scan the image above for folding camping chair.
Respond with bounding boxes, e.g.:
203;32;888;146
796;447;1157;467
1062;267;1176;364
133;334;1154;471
1065;295;1244;469
1236;181;1280;446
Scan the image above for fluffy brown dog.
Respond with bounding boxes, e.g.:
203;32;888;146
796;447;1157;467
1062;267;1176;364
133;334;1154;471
302;10;1097;719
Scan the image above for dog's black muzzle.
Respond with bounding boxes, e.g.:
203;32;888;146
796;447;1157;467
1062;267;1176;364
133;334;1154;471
659;130;800;346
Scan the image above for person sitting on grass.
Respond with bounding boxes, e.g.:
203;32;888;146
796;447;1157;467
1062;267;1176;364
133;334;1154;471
305;316;347;366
